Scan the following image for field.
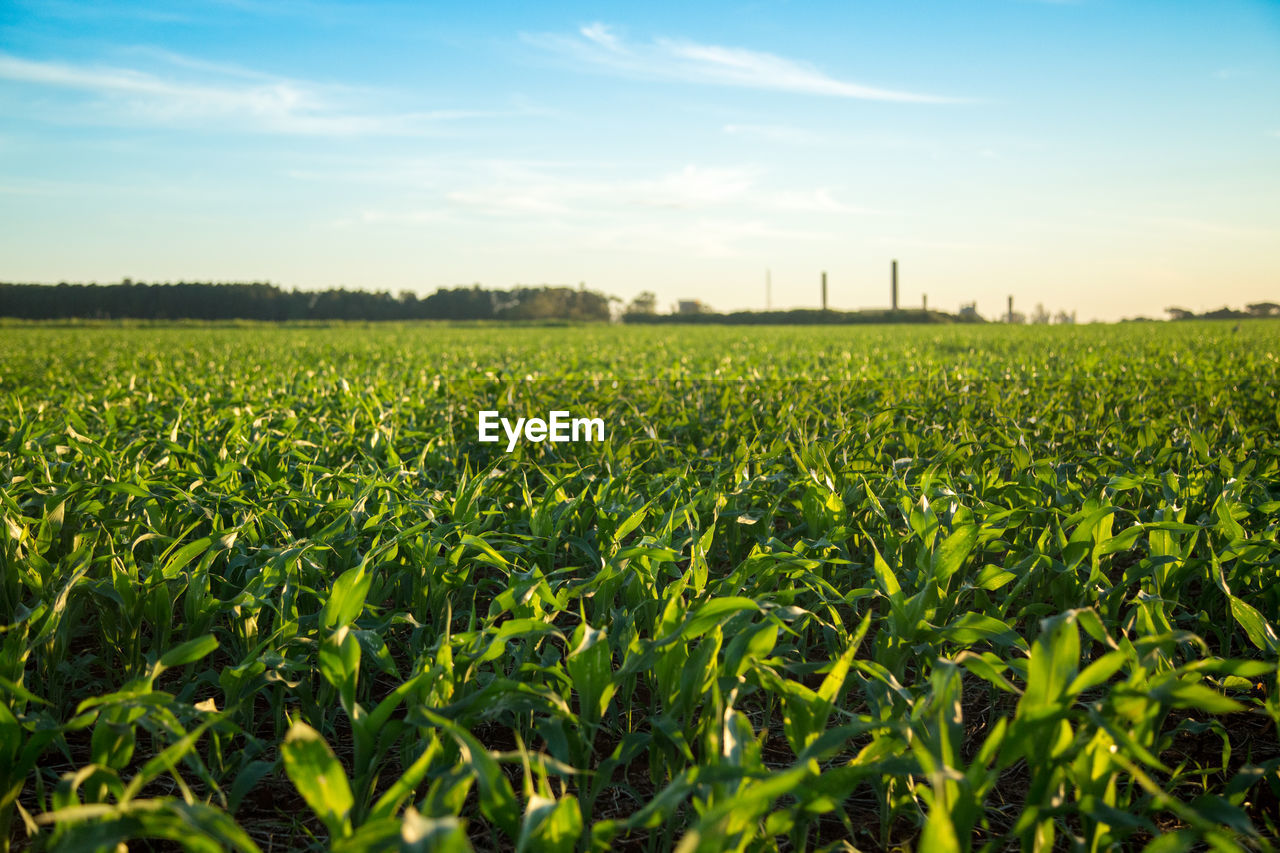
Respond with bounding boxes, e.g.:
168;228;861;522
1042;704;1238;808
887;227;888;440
1;321;1278;852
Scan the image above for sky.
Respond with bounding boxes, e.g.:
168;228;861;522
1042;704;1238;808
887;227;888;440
1;0;1278;321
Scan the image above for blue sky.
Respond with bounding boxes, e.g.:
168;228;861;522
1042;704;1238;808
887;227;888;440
1;0;1277;320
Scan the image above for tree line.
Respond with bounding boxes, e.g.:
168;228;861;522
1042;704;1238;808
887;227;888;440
0;281;616;322
1164;302;1279;321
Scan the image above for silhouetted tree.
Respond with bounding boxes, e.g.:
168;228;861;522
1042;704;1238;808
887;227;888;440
0;281;616;322
1201;306;1249;320
626;291;658;316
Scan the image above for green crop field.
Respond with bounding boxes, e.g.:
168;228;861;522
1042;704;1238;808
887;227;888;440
1;321;1278;852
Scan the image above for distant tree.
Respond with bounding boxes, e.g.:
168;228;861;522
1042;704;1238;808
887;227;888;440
0;280;618;322
1053;309;1076;325
1201;306;1249;320
1166;307;1196;321
1030;303;1050;324
1007;311;1026;325
1247;301;1280;317
626;291;658;315
499;285;613;321
422;285;498;319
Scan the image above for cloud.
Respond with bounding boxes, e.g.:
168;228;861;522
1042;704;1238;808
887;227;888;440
447;187;572;216
444;163;760;215
118;46;295;81
333;208;454;228
876;237;1008;252
771;189;877;214
332;163;838;258
640;165;756;207
443;161;877;218
312;158;872;244
524;24;965;103
1135;215;1277;240
722;123;825;145
585;219;830;258
0;50;510;135
579;22;622;52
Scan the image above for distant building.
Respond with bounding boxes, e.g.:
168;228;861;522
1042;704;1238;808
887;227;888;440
958;302;980;320
677;299;709;315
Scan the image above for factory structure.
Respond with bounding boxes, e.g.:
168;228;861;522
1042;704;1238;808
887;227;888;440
812;260;930;313
673;260;1013;320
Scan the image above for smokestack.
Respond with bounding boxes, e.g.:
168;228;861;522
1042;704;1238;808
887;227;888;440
891;260;898;310
1007;295;1014;323
922;293;927;312
821;271;828;311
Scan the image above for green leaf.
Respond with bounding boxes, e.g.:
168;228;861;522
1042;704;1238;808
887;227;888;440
517;794;583;853
1066;650;1127;696
1229;595;1278;652
679;597;759;640
281;722;354;839
158;633;219;668
613;504;649;543
942;613;1019;648
420;711;520;839
919;806;963;853
933;523;977;585
321;566;372;630
1163;682;1246;714
398;809;473;852
1095;523;1144;557
162;537;213;578
870;544;903;604
1019;610;1081;716
567;623;615;727
319;626;362;715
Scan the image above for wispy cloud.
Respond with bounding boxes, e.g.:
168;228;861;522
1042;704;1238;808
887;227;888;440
116;46;290;81
523;24;966;103
333;208;454;228
772;189;877;214
437;161;873;220
639;165;757;207
876;236;1012;252
444;163;759;215
585;219;830;259
0;50;513;135
1135;215;1277;240
722;123;826;145
579;21;621;51
321;159;870;257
